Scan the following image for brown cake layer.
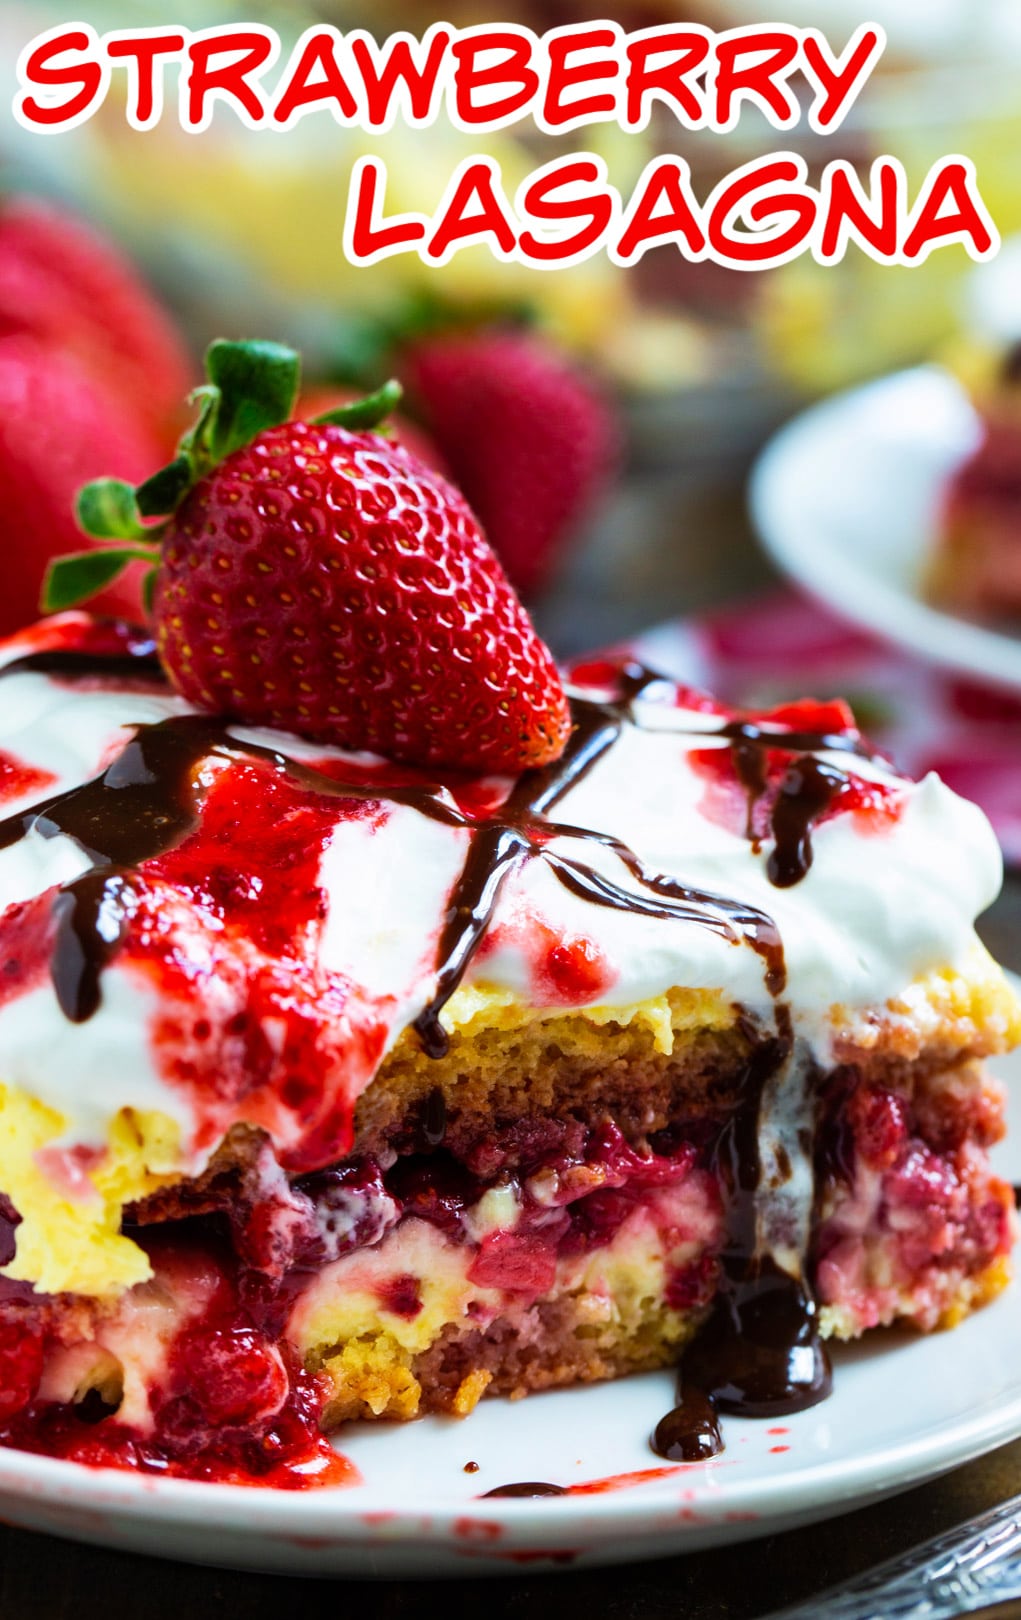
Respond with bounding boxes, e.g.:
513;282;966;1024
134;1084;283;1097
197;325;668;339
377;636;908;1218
130;992;1010;1229
320;1291;698;1425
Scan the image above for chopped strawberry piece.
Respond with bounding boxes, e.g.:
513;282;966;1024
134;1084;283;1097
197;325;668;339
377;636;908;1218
665;1251;718;1311
468;1230;558;1295
376;1274;422;1319
760;697;858;736
167;1324;288;1429
0;751;54;804
538;934;613;1006
848;1085;910;1173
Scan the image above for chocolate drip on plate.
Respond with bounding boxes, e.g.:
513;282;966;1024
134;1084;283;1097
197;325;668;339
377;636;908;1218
482;1482;567;1498
651;1387;723;1462
663;1010;831;1447
682;1259;831;1418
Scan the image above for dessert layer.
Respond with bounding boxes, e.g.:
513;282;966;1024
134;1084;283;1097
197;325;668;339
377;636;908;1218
0;613;1016;1307
815;1060;1014;1334
0;1050;1010;1470
5;962;1016;1302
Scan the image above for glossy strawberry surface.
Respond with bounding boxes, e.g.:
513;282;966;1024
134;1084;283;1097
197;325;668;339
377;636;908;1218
154;418;571;772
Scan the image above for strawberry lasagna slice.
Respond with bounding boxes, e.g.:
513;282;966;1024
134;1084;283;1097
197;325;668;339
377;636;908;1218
0;614;1016;1481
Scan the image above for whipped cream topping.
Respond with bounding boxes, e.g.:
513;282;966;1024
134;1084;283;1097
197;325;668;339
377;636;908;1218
0;616;1004;1179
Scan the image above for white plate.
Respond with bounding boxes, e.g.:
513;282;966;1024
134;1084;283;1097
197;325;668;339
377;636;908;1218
750;366;1021;692
1;1030;1020;1578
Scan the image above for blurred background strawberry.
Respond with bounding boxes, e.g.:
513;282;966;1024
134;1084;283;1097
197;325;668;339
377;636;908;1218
0;197;193;634
403;327;619;600
302;300;621;601
0;191;621;633
0;198;191;445
0;334;169;634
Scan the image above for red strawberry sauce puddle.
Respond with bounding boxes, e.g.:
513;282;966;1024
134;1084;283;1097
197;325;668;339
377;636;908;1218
2;1408;358;1491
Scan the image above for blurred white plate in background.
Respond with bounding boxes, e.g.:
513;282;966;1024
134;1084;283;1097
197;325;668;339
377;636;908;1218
751;366;1021;692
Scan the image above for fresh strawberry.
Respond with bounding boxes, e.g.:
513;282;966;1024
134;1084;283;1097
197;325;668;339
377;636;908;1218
0;196;190;445
404;328;618;597
45;339;571;774
0;335;168;635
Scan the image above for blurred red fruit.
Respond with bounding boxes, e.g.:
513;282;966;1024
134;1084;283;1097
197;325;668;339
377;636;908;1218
0;196;191;445
405;329;619;597
0;335;166;633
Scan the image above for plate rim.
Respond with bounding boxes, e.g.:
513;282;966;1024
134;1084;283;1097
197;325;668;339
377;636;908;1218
2;1329;1021;1547
4;1238;1021;1550
749;364;1021;692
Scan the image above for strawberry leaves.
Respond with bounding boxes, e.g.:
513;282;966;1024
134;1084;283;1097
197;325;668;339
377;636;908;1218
310;378;403;431
135;457;193;518
41;480;159;612
42;544;159;612
76;478;149;542
42;338;400;617
201;340;301;467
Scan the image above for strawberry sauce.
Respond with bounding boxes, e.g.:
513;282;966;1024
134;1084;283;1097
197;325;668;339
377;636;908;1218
0;1228;358;1489
689;696;904;873
0;751;55;804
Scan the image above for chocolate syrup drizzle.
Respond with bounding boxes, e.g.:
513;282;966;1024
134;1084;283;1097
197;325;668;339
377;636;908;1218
482;1481;567;1498
0;655;850;1033
0;643;878;1436
0;644;163;685
410;663;822;1056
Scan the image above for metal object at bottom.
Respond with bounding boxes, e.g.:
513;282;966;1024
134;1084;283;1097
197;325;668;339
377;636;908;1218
764;1494;1021;1620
